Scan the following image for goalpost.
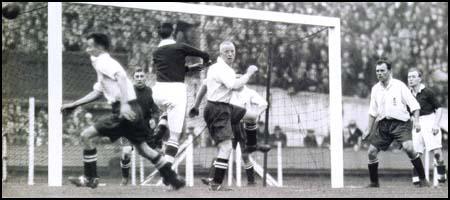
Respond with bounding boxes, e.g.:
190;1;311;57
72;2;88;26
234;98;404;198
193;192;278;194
47;2;343;188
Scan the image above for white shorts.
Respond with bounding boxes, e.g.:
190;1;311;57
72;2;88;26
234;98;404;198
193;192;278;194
152;82;187;133
412;113;442;154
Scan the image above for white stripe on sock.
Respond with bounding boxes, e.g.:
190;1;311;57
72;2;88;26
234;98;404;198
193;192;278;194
368;159;378;164
83;158;97;163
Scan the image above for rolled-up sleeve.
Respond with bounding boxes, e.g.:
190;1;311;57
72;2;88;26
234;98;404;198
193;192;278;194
93;82;103;93
368;88;378;117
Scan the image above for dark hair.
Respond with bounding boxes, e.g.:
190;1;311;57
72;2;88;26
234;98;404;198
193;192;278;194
86;33;110;51
408;68;422;77
158;22;173;39
376;58;391;70
133;67;145;75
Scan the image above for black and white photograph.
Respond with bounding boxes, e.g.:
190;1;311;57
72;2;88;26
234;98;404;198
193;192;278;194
2;2;448;198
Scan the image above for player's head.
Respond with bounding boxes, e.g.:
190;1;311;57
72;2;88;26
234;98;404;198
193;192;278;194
219;41;236;66
348;120;357;127
407;68;422;87
375;59;391;82
175;20;198;44
274;125;282;134
85;33;110;56
158;22;174;39
133;67;146;89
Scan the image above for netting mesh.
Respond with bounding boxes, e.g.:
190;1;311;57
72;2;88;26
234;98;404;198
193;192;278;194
2;2;48;184
3;3;332;187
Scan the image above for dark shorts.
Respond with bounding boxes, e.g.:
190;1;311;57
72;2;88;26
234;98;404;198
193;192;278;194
204;101;234;144
232;122;247;150
94;100;152;144
366;119;413;151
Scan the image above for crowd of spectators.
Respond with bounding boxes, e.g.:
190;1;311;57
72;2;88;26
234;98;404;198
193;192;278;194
2;2;447;105
2;2;448;148
1;102;103;146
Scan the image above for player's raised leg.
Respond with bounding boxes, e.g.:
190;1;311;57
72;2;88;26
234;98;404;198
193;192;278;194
244;120;271;153
132;140;185;190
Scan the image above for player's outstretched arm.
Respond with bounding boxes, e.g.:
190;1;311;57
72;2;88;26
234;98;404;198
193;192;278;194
185;61;213;72
189;82;207;118
181;44;210;64
224;65;258;90
61;90;102;114
115;72;136;121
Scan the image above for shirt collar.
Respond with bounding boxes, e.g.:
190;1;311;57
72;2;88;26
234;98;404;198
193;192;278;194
90;52;109;62
410;83;426;96
217;56;231;68
158;38;176;47
379;78;393;89
418;83;426;92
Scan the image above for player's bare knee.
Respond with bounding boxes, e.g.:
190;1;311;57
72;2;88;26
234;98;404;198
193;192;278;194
241;152;250;162
80;131;92;147
433;149;442;161
80;126;98;141
217;140;233;159
401;141;416;158
367;146;379;160
121;146;133;159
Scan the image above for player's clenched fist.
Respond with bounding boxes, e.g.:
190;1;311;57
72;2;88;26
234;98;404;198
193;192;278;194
61;103;77;115
246;65;258;75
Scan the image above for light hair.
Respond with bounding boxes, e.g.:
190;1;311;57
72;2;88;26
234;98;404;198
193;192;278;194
219;41;235;53
132;67;146;75
408;67;422;78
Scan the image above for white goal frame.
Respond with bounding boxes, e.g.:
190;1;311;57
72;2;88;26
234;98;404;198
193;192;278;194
48;2;343;188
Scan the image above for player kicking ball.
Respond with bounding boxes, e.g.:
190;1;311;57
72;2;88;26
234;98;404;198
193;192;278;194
190;77;271;186
61;33;184;190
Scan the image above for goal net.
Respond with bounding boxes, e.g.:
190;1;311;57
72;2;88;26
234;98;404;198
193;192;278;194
2;2;49;185
4;2;343;189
